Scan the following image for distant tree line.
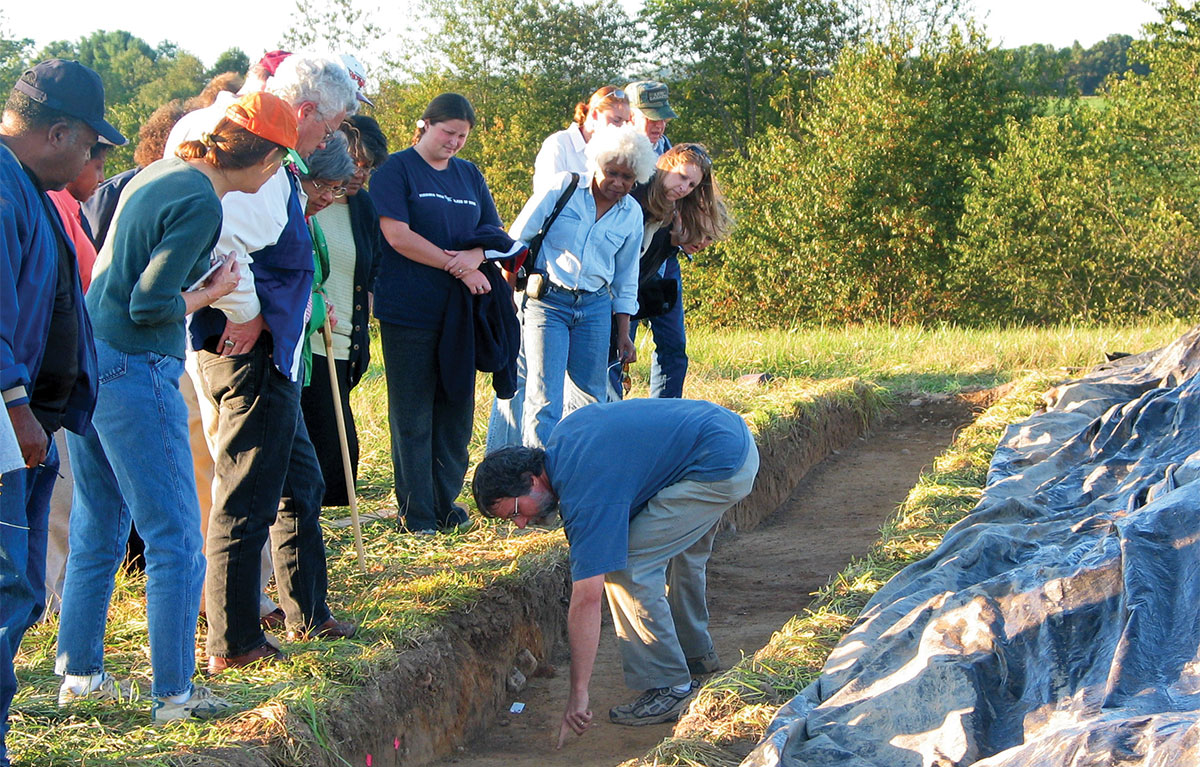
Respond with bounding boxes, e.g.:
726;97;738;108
1004;34;1149;97
3;0;1195;327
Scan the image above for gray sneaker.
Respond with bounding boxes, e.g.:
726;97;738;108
609;680;699;726
687;650;721;675
57;672;138;706
151;685;233;724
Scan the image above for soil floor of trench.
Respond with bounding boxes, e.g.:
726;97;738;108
444;393;981;767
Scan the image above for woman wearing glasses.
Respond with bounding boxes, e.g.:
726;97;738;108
371;93;503;534
296;131;355;384
300;115;388;507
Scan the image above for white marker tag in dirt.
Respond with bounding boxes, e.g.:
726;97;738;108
509;702;525;714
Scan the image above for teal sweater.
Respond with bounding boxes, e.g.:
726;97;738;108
87;157;223;358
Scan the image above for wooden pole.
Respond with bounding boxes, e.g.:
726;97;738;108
322;319;367;575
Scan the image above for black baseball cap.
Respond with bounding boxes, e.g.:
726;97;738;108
12;59;127;145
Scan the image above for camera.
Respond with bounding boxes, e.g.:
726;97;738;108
526;272;547;299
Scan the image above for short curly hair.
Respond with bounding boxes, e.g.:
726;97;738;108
584;124;657;184
268;53;358;118
471;447;547;518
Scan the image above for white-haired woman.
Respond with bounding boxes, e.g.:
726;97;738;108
509;125;657;448
487;85;632;452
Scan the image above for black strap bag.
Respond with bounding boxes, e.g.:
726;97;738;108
515;173;579;292
631;227;682;320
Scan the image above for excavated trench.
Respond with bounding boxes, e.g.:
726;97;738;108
214;391;986;767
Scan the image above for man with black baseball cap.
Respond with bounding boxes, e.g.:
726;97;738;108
0;58;123;767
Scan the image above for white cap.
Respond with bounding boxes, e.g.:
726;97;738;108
340;54;374;107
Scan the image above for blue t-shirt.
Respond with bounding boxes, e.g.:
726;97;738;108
545;399;752;581
370;147;501;329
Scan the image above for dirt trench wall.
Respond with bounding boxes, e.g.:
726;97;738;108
182;389;879;767
326;562;573;767
722;389;875;534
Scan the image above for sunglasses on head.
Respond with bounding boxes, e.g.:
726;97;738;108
683;143;712;168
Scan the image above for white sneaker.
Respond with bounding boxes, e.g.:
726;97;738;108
57;672;137;706
150;685;233;724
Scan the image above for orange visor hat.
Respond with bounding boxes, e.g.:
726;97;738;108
224;92;307;172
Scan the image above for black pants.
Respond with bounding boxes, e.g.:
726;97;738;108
301;353;359;507
379;322;472;532
197;340;331;657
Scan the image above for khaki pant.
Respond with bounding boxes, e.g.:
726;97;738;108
43;432;72;616
604;442;760;690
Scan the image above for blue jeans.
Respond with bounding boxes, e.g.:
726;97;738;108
522;286;612;449
610;257;688;399
487;320;526;453
57;340;204;698
0;443;59;766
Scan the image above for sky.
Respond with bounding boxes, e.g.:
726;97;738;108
3;0;1165;73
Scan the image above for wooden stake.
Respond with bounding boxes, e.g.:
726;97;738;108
322;319;367;574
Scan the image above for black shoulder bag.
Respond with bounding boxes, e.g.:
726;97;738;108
517;172;579;293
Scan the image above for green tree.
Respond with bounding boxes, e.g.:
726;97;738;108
688;27;1041;327
951;1;1200;322
39;30;159;105
284;0;387;65
208;48;249;78
852;0;967;43
0;11;33;90
378;0;632;220
998;43;1073;98
639;0;855;157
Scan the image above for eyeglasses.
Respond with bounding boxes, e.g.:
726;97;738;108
311;180;347;198
353;161;376;177
592;87;627;107
496;497;519;521
320;116;344;143
683;143;712;169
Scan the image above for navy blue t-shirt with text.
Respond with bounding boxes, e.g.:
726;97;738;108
370;147;501;329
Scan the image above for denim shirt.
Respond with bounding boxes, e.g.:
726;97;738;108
509;171;642;316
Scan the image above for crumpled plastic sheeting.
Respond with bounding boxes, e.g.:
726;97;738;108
742;326;1200;767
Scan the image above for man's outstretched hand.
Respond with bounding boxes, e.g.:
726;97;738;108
556;690;593;749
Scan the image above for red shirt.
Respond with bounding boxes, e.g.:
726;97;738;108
48;188;98;293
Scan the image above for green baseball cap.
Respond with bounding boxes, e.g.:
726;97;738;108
626;81;677;121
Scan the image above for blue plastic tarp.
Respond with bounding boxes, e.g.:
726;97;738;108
743;327;1200;767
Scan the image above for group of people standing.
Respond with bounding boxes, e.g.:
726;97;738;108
0;47;737;765
1;52;373;761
